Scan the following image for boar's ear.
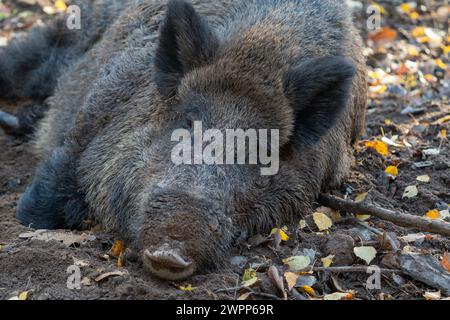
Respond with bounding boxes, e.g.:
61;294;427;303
155;0;219;98
283;56;356;145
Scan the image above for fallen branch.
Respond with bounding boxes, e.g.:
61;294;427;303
319;194;450;237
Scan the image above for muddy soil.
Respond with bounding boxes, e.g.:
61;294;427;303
0;1;449;300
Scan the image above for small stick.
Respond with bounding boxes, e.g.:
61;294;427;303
319;194;450;237
312;266;402;273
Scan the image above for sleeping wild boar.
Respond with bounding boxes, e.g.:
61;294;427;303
0;0;367;280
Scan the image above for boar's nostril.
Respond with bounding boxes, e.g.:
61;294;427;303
143;247;196;281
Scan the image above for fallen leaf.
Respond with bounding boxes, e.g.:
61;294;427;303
312;212;333;231
237;292;252;300
301;285;317;297
321;255;334;268
179;284;197;291
242;268;258;287
442;252;450;272
270;228;289;242
95;270;126;282
282;255;311;271
425;210;440;220
369;27;398;45
356;214;371;221
355;192;368;203
416;175;430;183
109;240;125;258
284;272;299;291
54;0;67;11
18;291;28;300
298;220;307;230
268;266;285;296
19;230;94;246
433;115;450;125
365;141;388;156
353;246;377;265
400;233;426;243
324;292;353;300
385;166;398;177
423;291;441;300
402;185;418;199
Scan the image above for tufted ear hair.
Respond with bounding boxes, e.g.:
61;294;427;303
154;0;219;98
283;56;356;145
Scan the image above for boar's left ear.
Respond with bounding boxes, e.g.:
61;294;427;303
283;56;356;145
155;0;219;98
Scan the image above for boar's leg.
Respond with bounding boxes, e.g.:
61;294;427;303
0;103;49;138
16;148;89;229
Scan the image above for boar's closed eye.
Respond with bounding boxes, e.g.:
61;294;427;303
283;56;356;145
154;0;219;98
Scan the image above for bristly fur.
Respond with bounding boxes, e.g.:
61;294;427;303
5;0;367;275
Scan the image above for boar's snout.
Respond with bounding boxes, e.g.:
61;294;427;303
139;187;234;280
143;242;196;281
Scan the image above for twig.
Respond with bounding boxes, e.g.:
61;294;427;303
319;194;450;237
312;266;402;273
215;286;281;300
357;221;400;252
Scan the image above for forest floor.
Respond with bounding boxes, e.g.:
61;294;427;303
0;0;449;300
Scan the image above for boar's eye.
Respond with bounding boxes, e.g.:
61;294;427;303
154;0;219;98
283;56;356;145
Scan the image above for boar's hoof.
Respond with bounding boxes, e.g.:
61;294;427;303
143;246;195;281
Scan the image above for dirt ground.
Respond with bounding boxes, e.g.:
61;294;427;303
0;1;449;300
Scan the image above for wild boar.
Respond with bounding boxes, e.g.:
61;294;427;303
1;0;367;280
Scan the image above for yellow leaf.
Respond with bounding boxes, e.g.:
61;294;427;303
433;115;450;125
412;26;425;38
54;0;67;11
179;284;197;291
385;165;398;177
313;212;333;231
409;11;419;20
435;58;447;69
416;175;430;183
354;246;377;265
355;192;368;203
399;3;413;13
18;291;28;300
242;268;257;282
425;210;440;220
439;129;447;140
423;291;441;300
365;141;388;156
321;255;334;268
301;285;317;297
356;214;371;221
371;3;386;15
270;228;289;241
284;272;299;291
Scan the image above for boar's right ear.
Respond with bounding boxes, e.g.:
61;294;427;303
283;56;356;146
155;0;219;98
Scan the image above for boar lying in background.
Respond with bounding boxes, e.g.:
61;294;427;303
0;0;367;280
